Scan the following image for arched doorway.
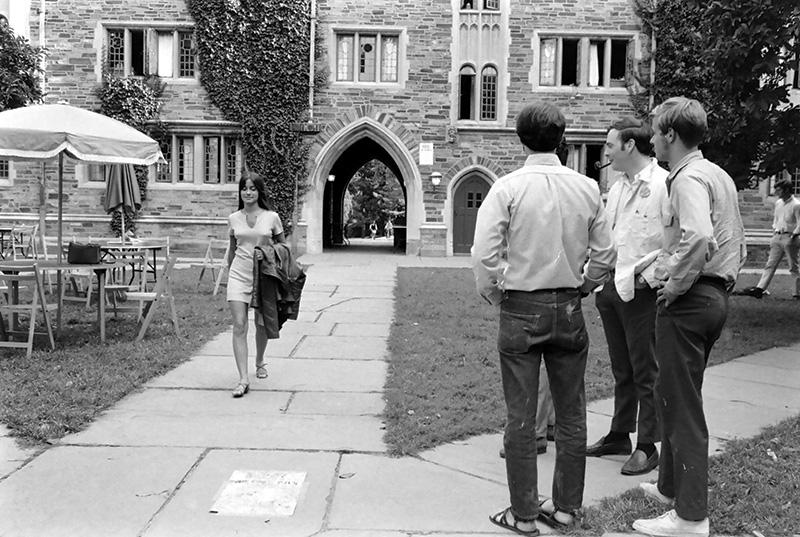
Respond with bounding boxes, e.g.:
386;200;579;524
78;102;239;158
452;172;491;254
304;116;423;255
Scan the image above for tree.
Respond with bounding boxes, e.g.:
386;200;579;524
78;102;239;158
346;160;405;237
0;19;45;111
634;0;800;188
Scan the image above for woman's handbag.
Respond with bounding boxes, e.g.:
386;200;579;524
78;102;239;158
67;242;102;264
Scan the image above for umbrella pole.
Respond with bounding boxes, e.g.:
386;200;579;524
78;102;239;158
120;206;125;244
57;153;63;339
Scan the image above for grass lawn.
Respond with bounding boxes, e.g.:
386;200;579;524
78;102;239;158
385;267;800;534
0;268;230;445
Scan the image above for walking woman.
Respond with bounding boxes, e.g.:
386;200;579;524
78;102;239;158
226;172;285;397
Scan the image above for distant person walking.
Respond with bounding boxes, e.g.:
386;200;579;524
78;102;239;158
633;97;746;537
586;117;668;476
738;178;800;299
369;221;378;240
473;101;615;535
226;173;285;398
384;220;393;238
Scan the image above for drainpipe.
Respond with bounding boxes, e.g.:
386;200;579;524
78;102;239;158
38;0;47;238
307;0;316;121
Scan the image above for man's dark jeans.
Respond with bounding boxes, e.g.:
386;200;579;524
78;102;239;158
655;280;728;521
499;289;589;520
596;280;659;443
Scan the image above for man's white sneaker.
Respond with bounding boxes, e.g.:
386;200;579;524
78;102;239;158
632;509;709;537
639;482;674;506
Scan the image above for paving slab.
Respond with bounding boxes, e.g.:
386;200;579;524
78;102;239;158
293;335;387;361
735;346;800;370
328;453;511;534
331;322;391;337
194;332;303;358
332;285;395;299
0;426;38;479
146;357;387;393
322;298;394;315
286;392;385;416
143;449;338;537
704;396;796;441
0;445;202;537
702;373;800;412
62;389;386;452
317;310;394;325
706;360;800;389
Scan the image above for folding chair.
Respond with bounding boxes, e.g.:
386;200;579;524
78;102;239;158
10;223;39;260
190;238;230;295
102;249;147;318
124;255;180;342
0;263;56;358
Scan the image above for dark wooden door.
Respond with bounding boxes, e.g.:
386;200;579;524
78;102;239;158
453;174;490;254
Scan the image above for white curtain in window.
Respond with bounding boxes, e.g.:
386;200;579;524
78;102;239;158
589;43;600;87
337;35;353;81
381;36;398;82
540;39;556;86
158;32;174;78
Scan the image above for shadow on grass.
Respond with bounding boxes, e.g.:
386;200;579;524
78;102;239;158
0;268;230;445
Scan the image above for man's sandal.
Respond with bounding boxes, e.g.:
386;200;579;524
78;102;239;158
232;383;249;398
489;507;539;536
537;499;575;531
256;365;268;379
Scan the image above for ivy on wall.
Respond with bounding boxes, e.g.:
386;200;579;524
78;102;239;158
188;0;312;232
96;73;166;236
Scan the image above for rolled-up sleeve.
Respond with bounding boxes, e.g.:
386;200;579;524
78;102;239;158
662;175;718;297
471;182;509;305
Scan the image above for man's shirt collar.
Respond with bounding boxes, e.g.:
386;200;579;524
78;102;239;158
524;153;562;167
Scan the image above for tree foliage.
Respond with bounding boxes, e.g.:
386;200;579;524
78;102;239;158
346;160;405;237
188;0;312;231
0;20;45;111
634;0;800;188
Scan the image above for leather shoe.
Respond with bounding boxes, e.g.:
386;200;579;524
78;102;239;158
586;435;631;457
621;449;658;475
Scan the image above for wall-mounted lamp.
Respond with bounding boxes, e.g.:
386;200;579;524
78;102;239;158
430;171;442;192
327;174;335;182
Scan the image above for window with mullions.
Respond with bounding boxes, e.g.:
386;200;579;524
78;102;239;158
460;0;498;9
105;26;196;79
538;35;631;88
466;191;484;208
0;159;9;181
458;64;498;121
156;134;242;185
792;169;800;195
335;31;399;83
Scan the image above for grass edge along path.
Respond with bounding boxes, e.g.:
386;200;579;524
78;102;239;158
0;268;231;446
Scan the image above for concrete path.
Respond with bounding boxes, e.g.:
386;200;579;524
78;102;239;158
1;245;799;537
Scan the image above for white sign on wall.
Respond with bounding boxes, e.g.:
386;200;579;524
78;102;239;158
419;143;434;166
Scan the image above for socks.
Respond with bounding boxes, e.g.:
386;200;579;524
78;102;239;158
637;442;657;457
606;430;629;443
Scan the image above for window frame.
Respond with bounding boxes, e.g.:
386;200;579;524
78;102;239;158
0;159;14;187
99;22;199;83
152;132;243;189
330;26;407;88
531;30;638;93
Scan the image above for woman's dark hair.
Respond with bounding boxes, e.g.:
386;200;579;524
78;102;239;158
610;116;654;156
237;171;271;211
515;101;566;152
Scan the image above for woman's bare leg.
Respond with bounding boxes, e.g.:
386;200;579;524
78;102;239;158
255;323;268;369
229;301;249;385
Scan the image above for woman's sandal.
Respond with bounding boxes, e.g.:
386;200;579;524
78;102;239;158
489;507;539;536
536;499;575;531
232;383;249;398
256;365;268;379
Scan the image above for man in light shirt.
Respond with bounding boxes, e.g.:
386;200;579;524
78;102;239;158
473;101;615;534
738;178;800;299
633;97;746;537
586;117;668;476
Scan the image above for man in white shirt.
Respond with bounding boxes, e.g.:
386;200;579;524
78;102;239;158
586;117;668;476
473;101;615;534
739;178;800;299
633;97;746;537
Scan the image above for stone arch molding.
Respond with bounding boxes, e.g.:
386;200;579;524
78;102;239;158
303;112;424;254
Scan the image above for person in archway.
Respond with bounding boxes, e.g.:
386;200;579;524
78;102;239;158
384;219;393;239
369;221;378;240
473;101;615;534
226;172;285;398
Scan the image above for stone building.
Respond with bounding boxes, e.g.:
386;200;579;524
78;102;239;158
0;0;791;256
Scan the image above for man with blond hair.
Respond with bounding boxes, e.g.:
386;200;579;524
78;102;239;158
633;97;746;537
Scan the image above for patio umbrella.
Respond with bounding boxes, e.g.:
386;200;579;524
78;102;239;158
0;103;163;261
103;164;142;243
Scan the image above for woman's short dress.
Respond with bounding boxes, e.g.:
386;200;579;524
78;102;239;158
226;209;283;303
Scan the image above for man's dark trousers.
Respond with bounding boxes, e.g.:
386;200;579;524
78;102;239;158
498;289;588;520
655;280;728;521
595;279;659;443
